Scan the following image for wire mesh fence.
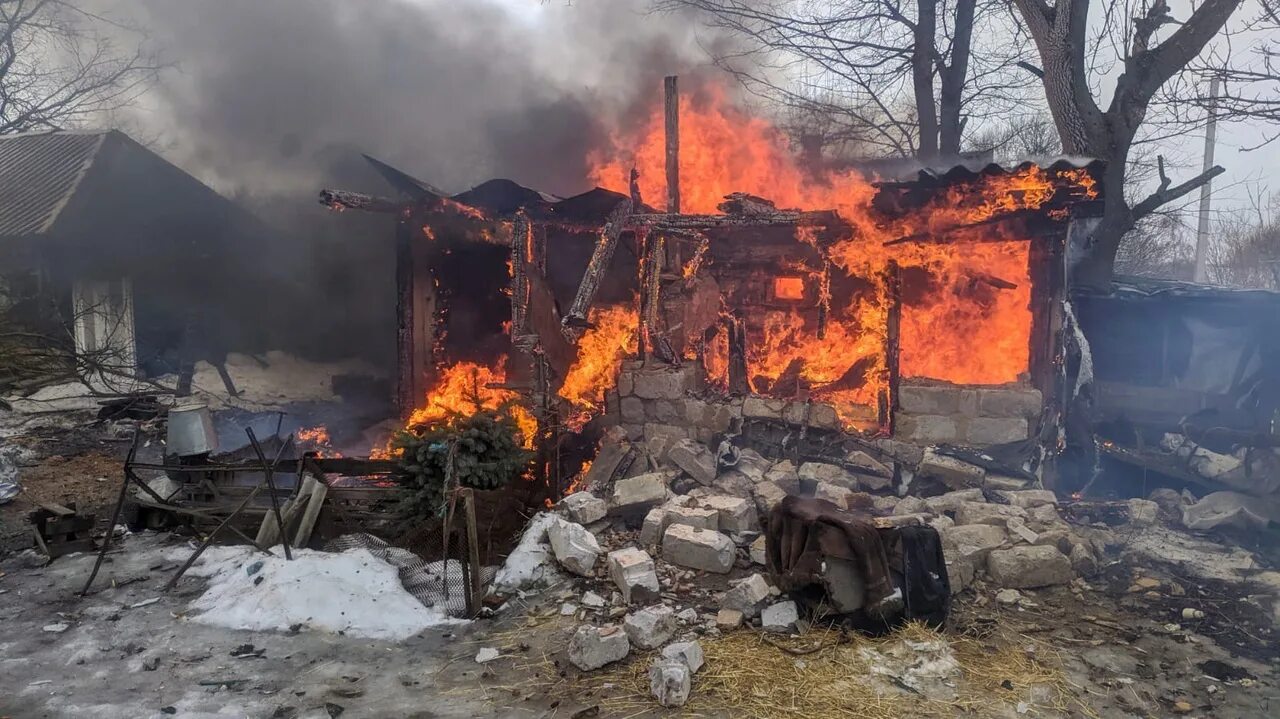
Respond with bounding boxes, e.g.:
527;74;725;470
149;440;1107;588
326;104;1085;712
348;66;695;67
325;488;489;618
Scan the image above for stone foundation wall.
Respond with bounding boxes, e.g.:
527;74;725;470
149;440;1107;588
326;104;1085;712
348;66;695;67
895;382;1042;445
605;362;1044;448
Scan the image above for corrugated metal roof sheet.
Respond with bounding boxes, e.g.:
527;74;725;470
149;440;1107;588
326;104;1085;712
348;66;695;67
0;130;108;238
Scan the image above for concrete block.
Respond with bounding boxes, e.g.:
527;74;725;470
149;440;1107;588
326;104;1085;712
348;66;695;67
661;640;704;674
608;547;661;604
898;384;963;415
752;481;788;516
924;488;984;514
661;524;735;573
761;601;799;633
646;399;684;424
965;417;1029;445
1128;498;1159;527
814;482;855;510
711;471;754;499
649;659;692;707
941;523;1007;561
798;462;857;489
698;494;758;533
668;439;718;485
632;365;701;400
897;414;960;444
733;449;771;483
620;396;645;423
610;472;671;512
721;573;771;618
764;460;800;486
997;489;1058;509
742;396;786;419
624;604;677;649
560;492;608;525
617;370;634;397
917;449;985;488
568;624;630;671
987;545;1073;589
977;387;1042;419
666;504;720;532
643;423;690;442
955;501;1026;527
547;518;601;576
749;535;767;565
946;556;976;592
639;507;667;545
715;608;743;629
894;496;930;515
823;557;868;612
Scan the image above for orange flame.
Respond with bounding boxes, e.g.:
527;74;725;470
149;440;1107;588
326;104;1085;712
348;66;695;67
404;359;536;449
297;426;340;457
559;304;639;430
588;84;1094;418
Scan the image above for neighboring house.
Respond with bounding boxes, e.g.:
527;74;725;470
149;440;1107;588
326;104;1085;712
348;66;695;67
0;130;274;382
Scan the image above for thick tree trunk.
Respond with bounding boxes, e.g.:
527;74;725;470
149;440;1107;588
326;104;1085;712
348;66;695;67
938;0;975;157
912;0;939;161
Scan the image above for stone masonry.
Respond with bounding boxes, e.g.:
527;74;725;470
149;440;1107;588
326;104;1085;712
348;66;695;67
896;381;1042;446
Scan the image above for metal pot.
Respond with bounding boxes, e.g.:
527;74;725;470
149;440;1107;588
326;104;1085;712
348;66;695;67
167;403;218;457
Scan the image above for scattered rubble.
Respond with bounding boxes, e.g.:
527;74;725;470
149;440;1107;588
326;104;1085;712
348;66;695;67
720;573;771;618
661;524;735;573
987;545;1073;589
547;518;601;577
560;491;607;525
761;600;799;633
623;605;677;649
648;658;692;707
607;547;660;604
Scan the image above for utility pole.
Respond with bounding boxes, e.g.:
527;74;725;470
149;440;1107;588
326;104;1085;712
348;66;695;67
1193;78;1219;283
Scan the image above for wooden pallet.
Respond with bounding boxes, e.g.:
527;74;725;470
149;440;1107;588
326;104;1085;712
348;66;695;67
30;502;96;558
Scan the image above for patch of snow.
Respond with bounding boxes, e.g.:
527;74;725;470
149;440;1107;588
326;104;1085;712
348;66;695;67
177;545;462;640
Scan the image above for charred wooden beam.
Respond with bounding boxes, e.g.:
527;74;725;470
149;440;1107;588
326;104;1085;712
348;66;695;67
510;212;532;334
641;233;665;361
665;75;680;214
563;198;634;336
817;259;832;339
882;208;1068;246
726;315;750;395
395;213;416;418
882;260;902;434
717;192;778;216
319;189;406;214
629;209;844;230
681;232;710;288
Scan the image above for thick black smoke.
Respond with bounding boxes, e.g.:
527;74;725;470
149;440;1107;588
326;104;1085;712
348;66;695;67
83;0;719;377
104;0;713;196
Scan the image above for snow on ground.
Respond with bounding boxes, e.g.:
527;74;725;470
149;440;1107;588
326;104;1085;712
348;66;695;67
173;544;463;640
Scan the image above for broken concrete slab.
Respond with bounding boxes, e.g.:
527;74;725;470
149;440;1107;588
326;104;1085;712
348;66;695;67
668;439;718;485
720;573;771;619
662;524;735;574
649;658;692;707
624;605;678;649
661;640;704;674
955;501;1027;527
987;545;1073;589
845;450;891;477
743;396;786;419
761;601;799;633
894;496;930;515
763;460;799;486
547;518;602;576
798;461;857;488
1128;498;1159;528
946;556;976;592
711;470;755;499
607;547;661;604
560;492;608;525
698;494;758;533
924;488;985;514
752;481;788;516
734;449;772;483
666;505;720;532
814;482;855;510
918;449;985;488
568;624;631;671
941;524;1007;561
997;489;1058;509
610;472;671;513
631;365;701;400
749;535;767;565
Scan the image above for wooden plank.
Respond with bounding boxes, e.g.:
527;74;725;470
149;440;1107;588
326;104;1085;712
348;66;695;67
37;502;74;517
562;198;634;334
292;480;329;548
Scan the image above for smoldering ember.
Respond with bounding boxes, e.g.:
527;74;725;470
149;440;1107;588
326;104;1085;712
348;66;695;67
3;5;1280;719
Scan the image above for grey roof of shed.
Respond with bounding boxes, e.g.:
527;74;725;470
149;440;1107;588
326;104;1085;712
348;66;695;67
0;130;109;238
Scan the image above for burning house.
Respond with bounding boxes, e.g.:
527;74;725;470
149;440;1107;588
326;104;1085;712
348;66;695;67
323;79;1104;504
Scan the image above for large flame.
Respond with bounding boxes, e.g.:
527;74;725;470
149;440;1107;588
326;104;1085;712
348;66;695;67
588;84;1094;412
559;304;640;430
404;359;536;448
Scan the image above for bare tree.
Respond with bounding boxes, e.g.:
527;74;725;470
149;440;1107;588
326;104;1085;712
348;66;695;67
657;0;1040;161
0;0;158;135
1207;187;1280;287
1010;0;1251;289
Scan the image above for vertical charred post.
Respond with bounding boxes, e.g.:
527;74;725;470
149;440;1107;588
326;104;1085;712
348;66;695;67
1030;226;1068;489
396;207;416;419
641;233;667;362
664;75;680;214
510;212;531;335
726;314;750;395
881;260;902;434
